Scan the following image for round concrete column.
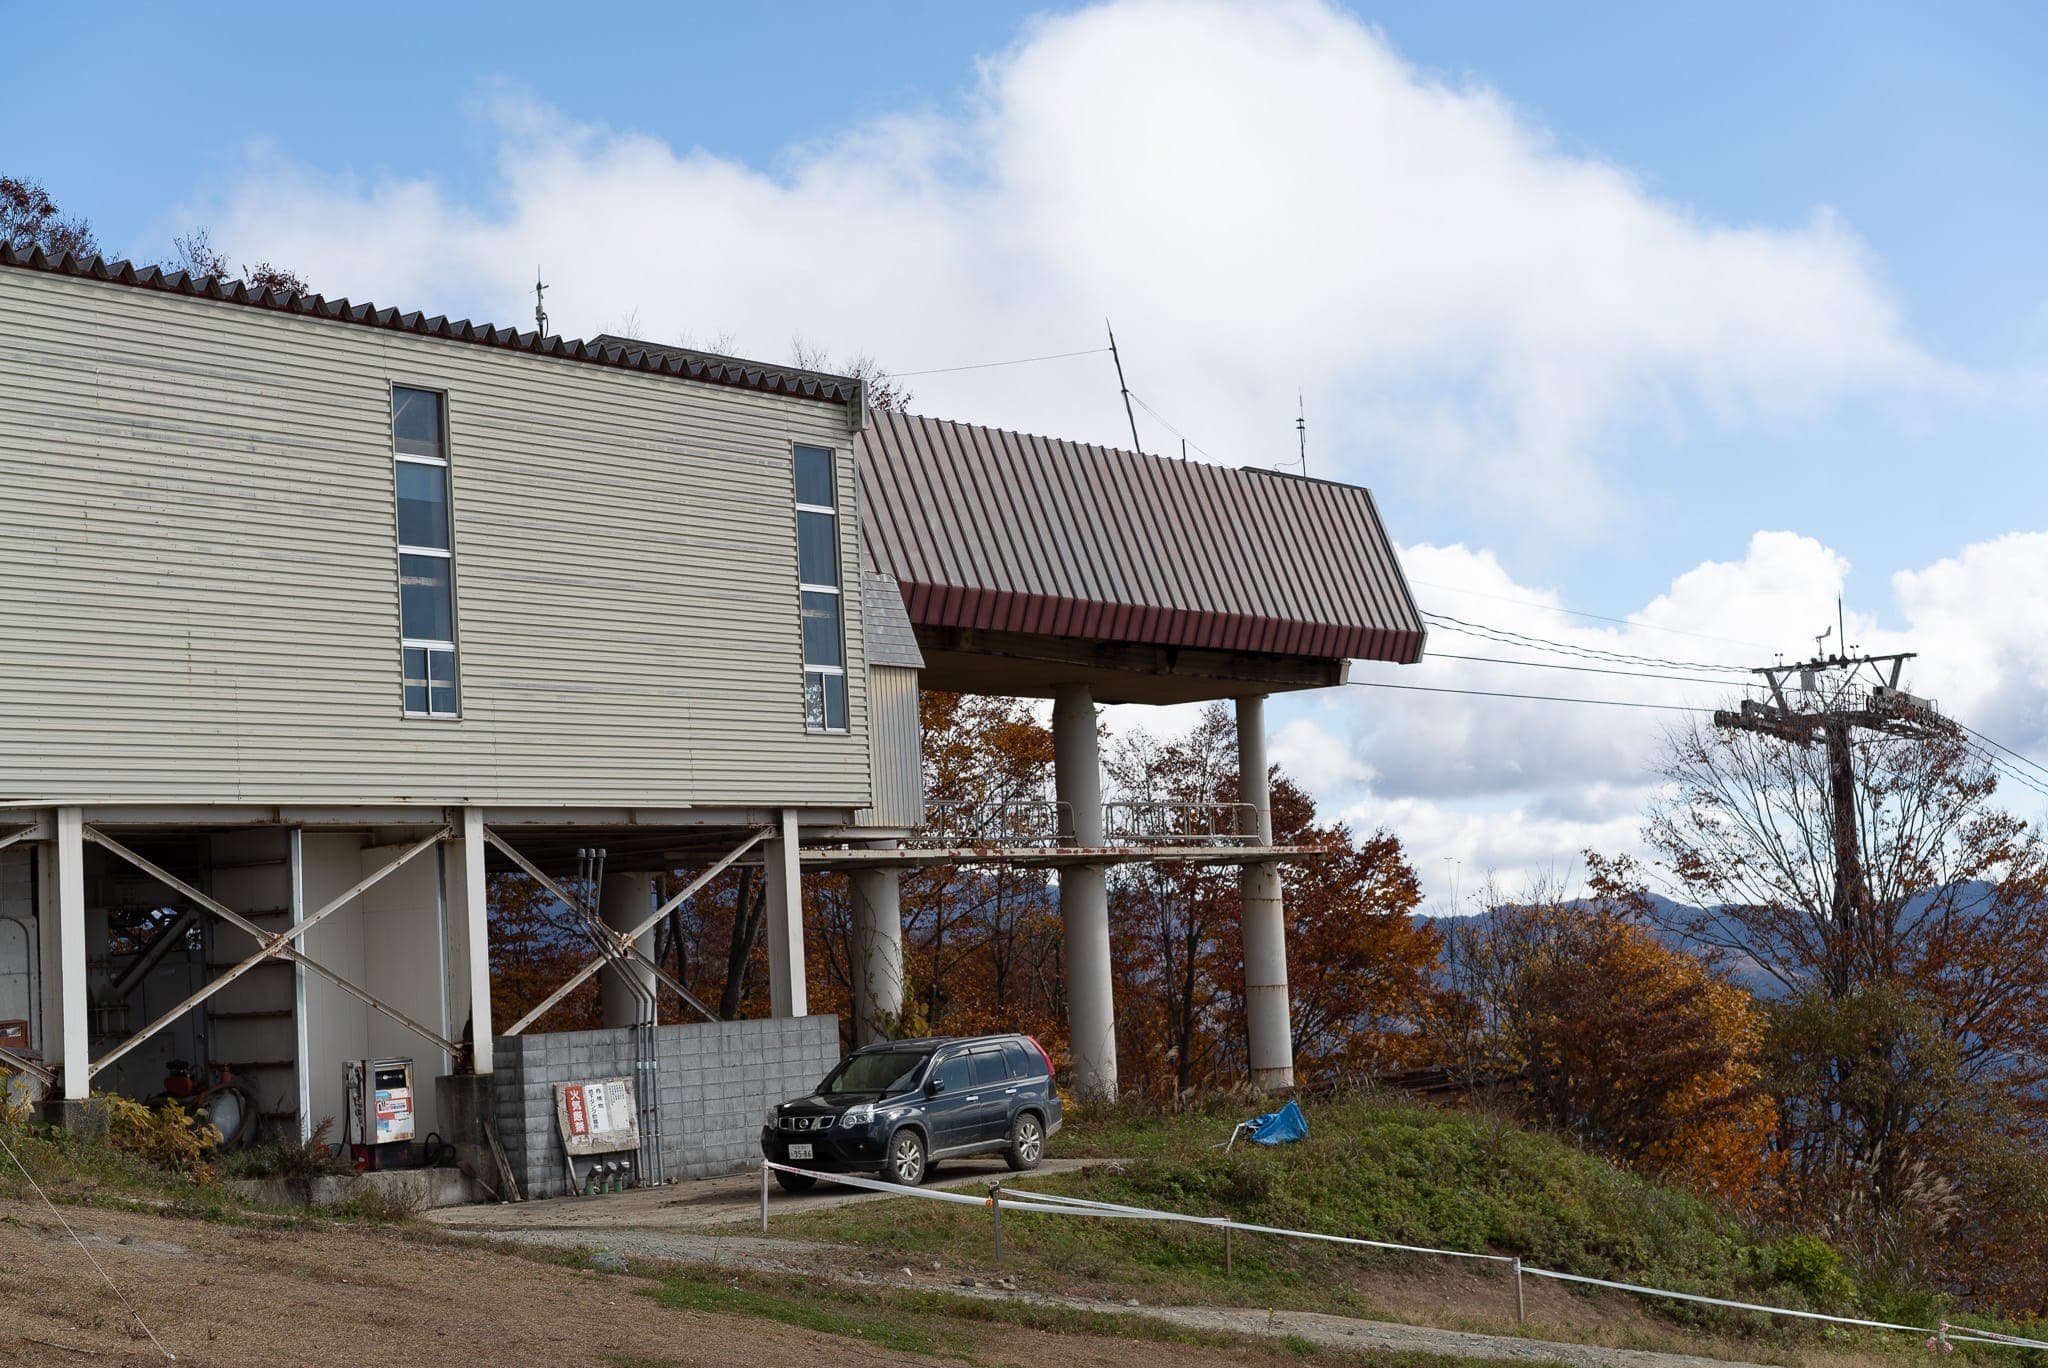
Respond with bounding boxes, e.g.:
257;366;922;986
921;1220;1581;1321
850;850;905;1046
1237;695;1295;1090
1054;684;1117;1102
598;872;657;1028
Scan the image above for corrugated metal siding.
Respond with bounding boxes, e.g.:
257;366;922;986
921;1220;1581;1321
855;665;924;829
0;246;862;408
858;410;1425;664
0;268;869;807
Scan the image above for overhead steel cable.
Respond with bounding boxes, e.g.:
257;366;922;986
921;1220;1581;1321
893;346;1112;378
1955;720;2048;785
1424;651;1767;690
1125;390;1224;463
1957;738;2048;802
1422;611;1752;674
1408;579;1773;650
1346;678;1713;713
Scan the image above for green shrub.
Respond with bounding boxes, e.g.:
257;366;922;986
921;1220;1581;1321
1758;1233;1859;1309
223;1117;350;1179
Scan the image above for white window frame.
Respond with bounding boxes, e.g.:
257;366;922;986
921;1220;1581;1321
392;384;461;720
794;444;847;734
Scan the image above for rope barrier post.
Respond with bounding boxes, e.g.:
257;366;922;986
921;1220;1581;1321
760;1163;770;1233
1224;1220;1233;1275
988;1181;1004;1265
1514;1257;1525;1324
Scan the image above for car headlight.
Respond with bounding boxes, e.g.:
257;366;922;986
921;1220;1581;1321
763;1107;780;1127
839;1105;875;1128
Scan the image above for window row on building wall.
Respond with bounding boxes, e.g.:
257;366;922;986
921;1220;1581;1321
384;389;846;732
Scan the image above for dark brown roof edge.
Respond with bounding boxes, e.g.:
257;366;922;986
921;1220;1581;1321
0;244;856;407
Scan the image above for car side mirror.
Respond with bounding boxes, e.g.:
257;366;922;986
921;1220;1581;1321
926;1078;945;1096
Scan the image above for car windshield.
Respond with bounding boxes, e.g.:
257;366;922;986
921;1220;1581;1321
820;1051;929;1095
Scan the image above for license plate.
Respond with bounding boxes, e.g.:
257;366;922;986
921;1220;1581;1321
788;1144;813;1161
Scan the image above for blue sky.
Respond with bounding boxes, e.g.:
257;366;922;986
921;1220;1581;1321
7;1;2044;897
9;2;2042;611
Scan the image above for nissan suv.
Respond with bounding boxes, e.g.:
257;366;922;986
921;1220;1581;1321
761;1034;1062;1191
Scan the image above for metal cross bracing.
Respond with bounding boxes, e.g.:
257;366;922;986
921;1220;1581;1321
82;825;459;1081
490;823;772;1036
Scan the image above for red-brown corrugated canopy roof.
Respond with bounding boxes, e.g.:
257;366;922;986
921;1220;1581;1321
858;411;1426;664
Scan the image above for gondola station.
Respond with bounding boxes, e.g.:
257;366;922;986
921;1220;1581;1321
0;244;1424;1197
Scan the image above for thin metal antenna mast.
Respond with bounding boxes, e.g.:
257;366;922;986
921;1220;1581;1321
1296;391;1308;476
1106;319;1142;454
534;268;549;338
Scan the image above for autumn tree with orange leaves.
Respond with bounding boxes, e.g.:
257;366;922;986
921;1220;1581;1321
1106;702;1446;1097
1600;714;2048;1303
1446;890;1776;1205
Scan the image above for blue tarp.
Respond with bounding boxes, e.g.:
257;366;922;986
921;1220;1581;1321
1239;1099;1309;1146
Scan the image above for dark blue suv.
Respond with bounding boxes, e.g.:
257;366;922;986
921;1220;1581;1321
761;1034;1062;1191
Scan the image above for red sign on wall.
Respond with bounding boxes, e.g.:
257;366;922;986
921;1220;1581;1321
563;1084;590;1136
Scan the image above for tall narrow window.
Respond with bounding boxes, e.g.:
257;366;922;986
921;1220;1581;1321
392;386;459;717
794;443;846;732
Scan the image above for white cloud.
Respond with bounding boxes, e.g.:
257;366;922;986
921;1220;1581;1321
173;1;2038;908
198;0;1935;524
1291;529;2048;909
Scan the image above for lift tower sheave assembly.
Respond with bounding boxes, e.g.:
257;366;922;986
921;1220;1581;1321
1712;645;1951;993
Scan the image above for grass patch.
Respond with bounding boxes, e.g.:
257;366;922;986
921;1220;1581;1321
640;1263;1560;1366
0;1108;428;1232
754;1094;2048;1359
646;1266;968;1357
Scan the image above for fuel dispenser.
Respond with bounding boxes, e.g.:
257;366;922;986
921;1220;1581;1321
344;1057;416;1170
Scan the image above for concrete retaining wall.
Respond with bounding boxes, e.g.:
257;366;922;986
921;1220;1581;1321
227;1168;486;1211
492;1015;839;1198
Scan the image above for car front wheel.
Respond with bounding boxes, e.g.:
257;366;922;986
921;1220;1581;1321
774;1169;817;1193
1005;1113;1045;1171
885;1129;928;1186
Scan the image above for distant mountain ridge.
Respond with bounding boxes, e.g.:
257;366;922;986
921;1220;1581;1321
1419;881;2006;1001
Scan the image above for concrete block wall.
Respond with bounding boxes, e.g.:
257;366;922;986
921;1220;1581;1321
492;1014;839;1198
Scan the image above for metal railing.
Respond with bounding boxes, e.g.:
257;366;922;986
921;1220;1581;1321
911;798;1262;849
1102;800;1260;847
914;798;1072;848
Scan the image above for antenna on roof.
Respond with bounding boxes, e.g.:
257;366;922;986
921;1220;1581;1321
533;268;549;338
1105;319;1143;454
1295;391;1307;476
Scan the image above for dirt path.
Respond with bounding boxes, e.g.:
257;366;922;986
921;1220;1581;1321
0;1196;1336;1367
426;1154;1105;1234
432;1176;1782;1368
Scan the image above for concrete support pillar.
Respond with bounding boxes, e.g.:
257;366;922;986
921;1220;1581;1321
1054;684;1116;1102
598;871;658;1028
447;808;494;1074
1237;695;1294;1090
763;808;807;1018
40;807;89;1101
850;848;904;1046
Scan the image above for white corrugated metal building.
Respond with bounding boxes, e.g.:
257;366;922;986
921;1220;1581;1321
0;244;1424;1186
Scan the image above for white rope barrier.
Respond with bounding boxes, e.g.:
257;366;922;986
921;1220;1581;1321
0;1126;175;1360
758;1160;2048;1353
1001;1183;1517;1265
